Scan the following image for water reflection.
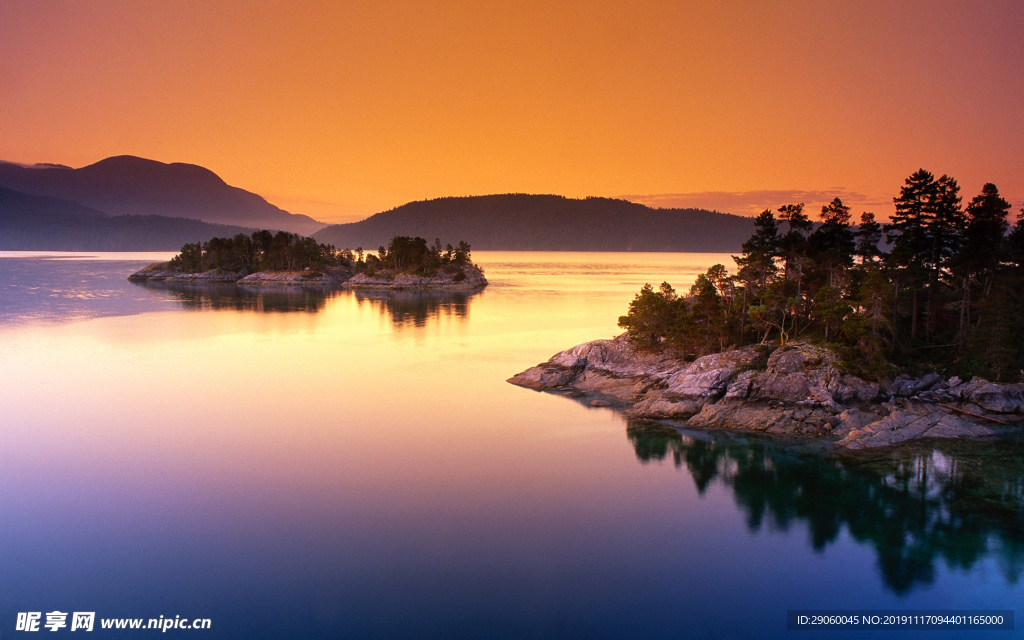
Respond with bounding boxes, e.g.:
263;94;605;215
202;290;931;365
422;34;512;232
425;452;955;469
627;422;1024;594
352;290;475;327
134;281;480;326
142;282;336;313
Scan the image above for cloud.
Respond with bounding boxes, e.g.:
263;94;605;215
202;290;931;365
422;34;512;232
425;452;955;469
619;189;893;218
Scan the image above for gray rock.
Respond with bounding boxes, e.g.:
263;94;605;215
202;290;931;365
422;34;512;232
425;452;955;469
127;262;243;283
837;404;998;449
723;369;757;400
509;335;1021;450
952;378;1024;414
890;372;943;397
508;334;678;397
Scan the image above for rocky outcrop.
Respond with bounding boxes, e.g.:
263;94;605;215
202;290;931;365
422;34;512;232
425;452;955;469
128;262;487;290
236;266;351;286
343;265;487;290
509;335;1023;450
836;401;998;449
127;262;243;283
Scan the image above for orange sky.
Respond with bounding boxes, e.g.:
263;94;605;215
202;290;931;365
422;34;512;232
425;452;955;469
1;0;1021;223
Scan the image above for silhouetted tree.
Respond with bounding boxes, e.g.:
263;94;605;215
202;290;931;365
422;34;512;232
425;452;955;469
856;212;883;263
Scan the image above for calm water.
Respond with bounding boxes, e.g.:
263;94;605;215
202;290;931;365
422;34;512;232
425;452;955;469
0;252;1021;639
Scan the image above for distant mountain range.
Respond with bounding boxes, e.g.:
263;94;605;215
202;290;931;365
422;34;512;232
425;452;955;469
0;186;254;251
0;155;323;249
1;156;755;253
314;194;754;252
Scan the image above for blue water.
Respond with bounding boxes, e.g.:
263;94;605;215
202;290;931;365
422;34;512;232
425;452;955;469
0;252;1021;638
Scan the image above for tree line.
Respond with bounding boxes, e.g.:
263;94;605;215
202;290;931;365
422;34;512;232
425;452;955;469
345;236;473;277
619;170;1024;381
169;230;344;273
168;231;474;278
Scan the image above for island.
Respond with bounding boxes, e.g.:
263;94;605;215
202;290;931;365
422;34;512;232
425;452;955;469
511;171;1024;450
128;231;487;290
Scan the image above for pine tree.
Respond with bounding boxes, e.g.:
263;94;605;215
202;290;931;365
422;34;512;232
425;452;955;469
887;169;937;339
777;203;812;296
959;185;1012;277
951;184;1011;347
1009;209;1024;269
922;174;964;337
855;212;883;263
734;209;780;299
808;197;855;288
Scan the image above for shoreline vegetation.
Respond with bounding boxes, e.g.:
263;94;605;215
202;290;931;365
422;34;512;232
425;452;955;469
511;170;1024;450
128;231;487;290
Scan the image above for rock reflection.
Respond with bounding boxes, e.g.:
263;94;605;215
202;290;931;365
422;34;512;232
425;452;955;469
627;422;1024;594
352;290;476;327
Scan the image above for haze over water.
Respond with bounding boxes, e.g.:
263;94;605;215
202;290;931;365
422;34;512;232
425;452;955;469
1;252;1022;638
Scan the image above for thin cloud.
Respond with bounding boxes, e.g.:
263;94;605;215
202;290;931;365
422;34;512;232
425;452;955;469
620;189;893;219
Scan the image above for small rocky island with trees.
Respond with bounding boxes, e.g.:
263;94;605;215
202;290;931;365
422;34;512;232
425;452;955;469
129;231;487;290
511;170;1024;449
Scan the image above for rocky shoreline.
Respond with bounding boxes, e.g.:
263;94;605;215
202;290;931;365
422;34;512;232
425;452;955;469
128;262;487;290
508;335;1023;450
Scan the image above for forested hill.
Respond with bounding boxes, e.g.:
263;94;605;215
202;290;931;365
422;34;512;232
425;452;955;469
0;186;252;251
313;195;754;252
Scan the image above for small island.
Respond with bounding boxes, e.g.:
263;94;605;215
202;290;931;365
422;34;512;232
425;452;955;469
128;231;487;290
511;171;1024;450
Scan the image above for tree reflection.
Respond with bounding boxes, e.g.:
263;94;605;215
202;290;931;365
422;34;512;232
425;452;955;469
627;422;1024;594
352;290;475;327
141;282;336;312
135;283;481;325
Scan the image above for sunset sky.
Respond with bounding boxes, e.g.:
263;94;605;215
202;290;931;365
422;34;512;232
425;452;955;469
2;0;1021;223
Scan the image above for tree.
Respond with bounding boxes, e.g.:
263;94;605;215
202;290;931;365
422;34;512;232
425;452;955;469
856;265;892;336
454;240;472;264
685;274;727;354
951;184;1011;348
808;197;855;289
618;282;678;348
921;174;964;337
887;169;936;340
811;285;851;341
855;212;883;263
1009;210;1024;270
614;174;1023;381
777;203;813;296
734;209;779;301
957;184;1010;287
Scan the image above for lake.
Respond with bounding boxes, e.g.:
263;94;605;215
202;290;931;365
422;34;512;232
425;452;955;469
0;251;1021;638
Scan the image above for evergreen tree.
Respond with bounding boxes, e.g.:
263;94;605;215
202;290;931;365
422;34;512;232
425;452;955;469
922;174;964;337
951;184;1011;347
685;274;727;354
734;209;779;300
777;203;812;296
613;174;1023;381
1009;209;1024;269
887;169;937;339
618;282;678;348
855;212;883;263
808;197;855;288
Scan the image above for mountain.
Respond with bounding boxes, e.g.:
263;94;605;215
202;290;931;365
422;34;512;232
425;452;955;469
314;194;754;252
0;156;324;235
0;186;252;251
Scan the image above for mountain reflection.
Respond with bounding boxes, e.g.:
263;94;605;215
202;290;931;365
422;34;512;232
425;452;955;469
627;423;1024;594
352;290;474;327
